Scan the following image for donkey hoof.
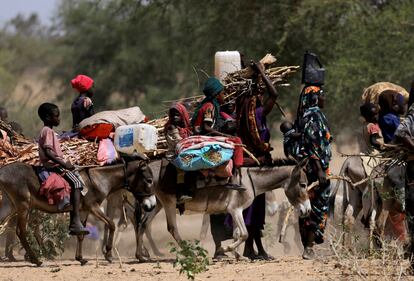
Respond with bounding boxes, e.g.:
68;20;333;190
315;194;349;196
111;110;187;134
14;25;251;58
142;246;150;258
76;257;88;266
7;255;17;262
136;254;149;263
30;258;42;267
105;252;113;263
154;252;165;257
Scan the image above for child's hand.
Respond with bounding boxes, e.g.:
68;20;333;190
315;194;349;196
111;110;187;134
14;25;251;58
64;162;75;171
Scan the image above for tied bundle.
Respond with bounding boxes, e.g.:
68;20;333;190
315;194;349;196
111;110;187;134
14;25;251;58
0;120;99;167
147;54;298;156
223;54;299;102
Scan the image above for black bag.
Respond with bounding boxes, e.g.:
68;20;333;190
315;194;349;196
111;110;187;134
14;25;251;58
302;51;325;86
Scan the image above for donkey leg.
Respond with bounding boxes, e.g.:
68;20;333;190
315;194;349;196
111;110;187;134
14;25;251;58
375;208;389;248
90;205;116;263
5;217;17;262
225;209;247;252
369;209;377;253
15;208;42;266
136;203;163;261
74;234;88;265
164;202;182;243
102;199;119;255
74;211;89;265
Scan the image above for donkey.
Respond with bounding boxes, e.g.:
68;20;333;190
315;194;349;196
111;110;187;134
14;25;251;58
0;160;155;266
102;189;163;260
103;189;279;260
133;159;311;262
329;156;403;249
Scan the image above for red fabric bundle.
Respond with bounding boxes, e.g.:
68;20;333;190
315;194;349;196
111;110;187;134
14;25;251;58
79;123;114;140
40;173;71;205
71;74;94;93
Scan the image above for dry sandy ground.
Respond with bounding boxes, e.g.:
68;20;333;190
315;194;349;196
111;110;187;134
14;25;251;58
0;144;409;280
0;256;343;281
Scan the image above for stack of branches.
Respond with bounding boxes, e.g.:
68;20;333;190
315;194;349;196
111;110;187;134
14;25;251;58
342;143;414;173
146;117;169;157
149;53;299;155
223;54;299;103
0;120;99;167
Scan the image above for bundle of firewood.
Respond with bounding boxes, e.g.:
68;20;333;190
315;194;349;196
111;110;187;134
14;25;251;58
0;120;99;166
0;137;99;167
147;53;299;153
223;54;299;102
147;117;169;155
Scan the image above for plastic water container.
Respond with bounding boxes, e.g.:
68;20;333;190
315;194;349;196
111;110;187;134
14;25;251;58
214;51;241;82
114;124;158;155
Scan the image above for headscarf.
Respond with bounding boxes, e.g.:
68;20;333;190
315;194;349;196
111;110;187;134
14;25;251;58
299;85;322;115
203;77;224;98
71;75;94;93
378;90;402;115
191;77;223;126
164;103;192;138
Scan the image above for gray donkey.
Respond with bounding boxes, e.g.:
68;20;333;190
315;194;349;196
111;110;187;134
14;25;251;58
0;160;155;266
329;156;404;249
133;159;311;262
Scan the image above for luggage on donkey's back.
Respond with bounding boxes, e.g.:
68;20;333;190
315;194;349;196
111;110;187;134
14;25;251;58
173;136;234;171
114;124;158;155
79;106;147;140
97;138;119;166
361;82;409;104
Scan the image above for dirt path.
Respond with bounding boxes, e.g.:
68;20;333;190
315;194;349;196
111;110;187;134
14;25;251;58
0;256;343;281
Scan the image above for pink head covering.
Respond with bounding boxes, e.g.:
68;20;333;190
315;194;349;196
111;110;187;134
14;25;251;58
71;75;94;93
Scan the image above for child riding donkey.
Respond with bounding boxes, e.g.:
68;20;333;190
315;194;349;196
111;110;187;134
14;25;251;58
37;103;89;235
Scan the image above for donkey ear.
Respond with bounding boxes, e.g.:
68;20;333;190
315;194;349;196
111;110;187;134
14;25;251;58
134;152;149;162
292;163;302;178
298;158;308;168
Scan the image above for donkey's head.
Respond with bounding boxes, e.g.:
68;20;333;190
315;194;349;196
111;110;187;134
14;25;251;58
129;155;156;212
284;160;311;217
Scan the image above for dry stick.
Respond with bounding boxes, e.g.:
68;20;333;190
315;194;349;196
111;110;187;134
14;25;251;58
275;101;286;118
307;174;386;191
329;238;368;280
114;247;123;269
242;147;260;165
95;243;99;268
279;206;294;243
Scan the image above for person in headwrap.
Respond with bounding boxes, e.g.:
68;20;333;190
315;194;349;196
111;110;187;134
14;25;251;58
378;90;405;144
377;90;407;238
192;77;227;136
71;74;95;130
191;77;244;191
164;103;193;203
295;85;332;260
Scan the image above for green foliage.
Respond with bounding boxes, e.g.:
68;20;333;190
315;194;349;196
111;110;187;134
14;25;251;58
169;240;209;280
26;210;70;260
1;0;414;136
